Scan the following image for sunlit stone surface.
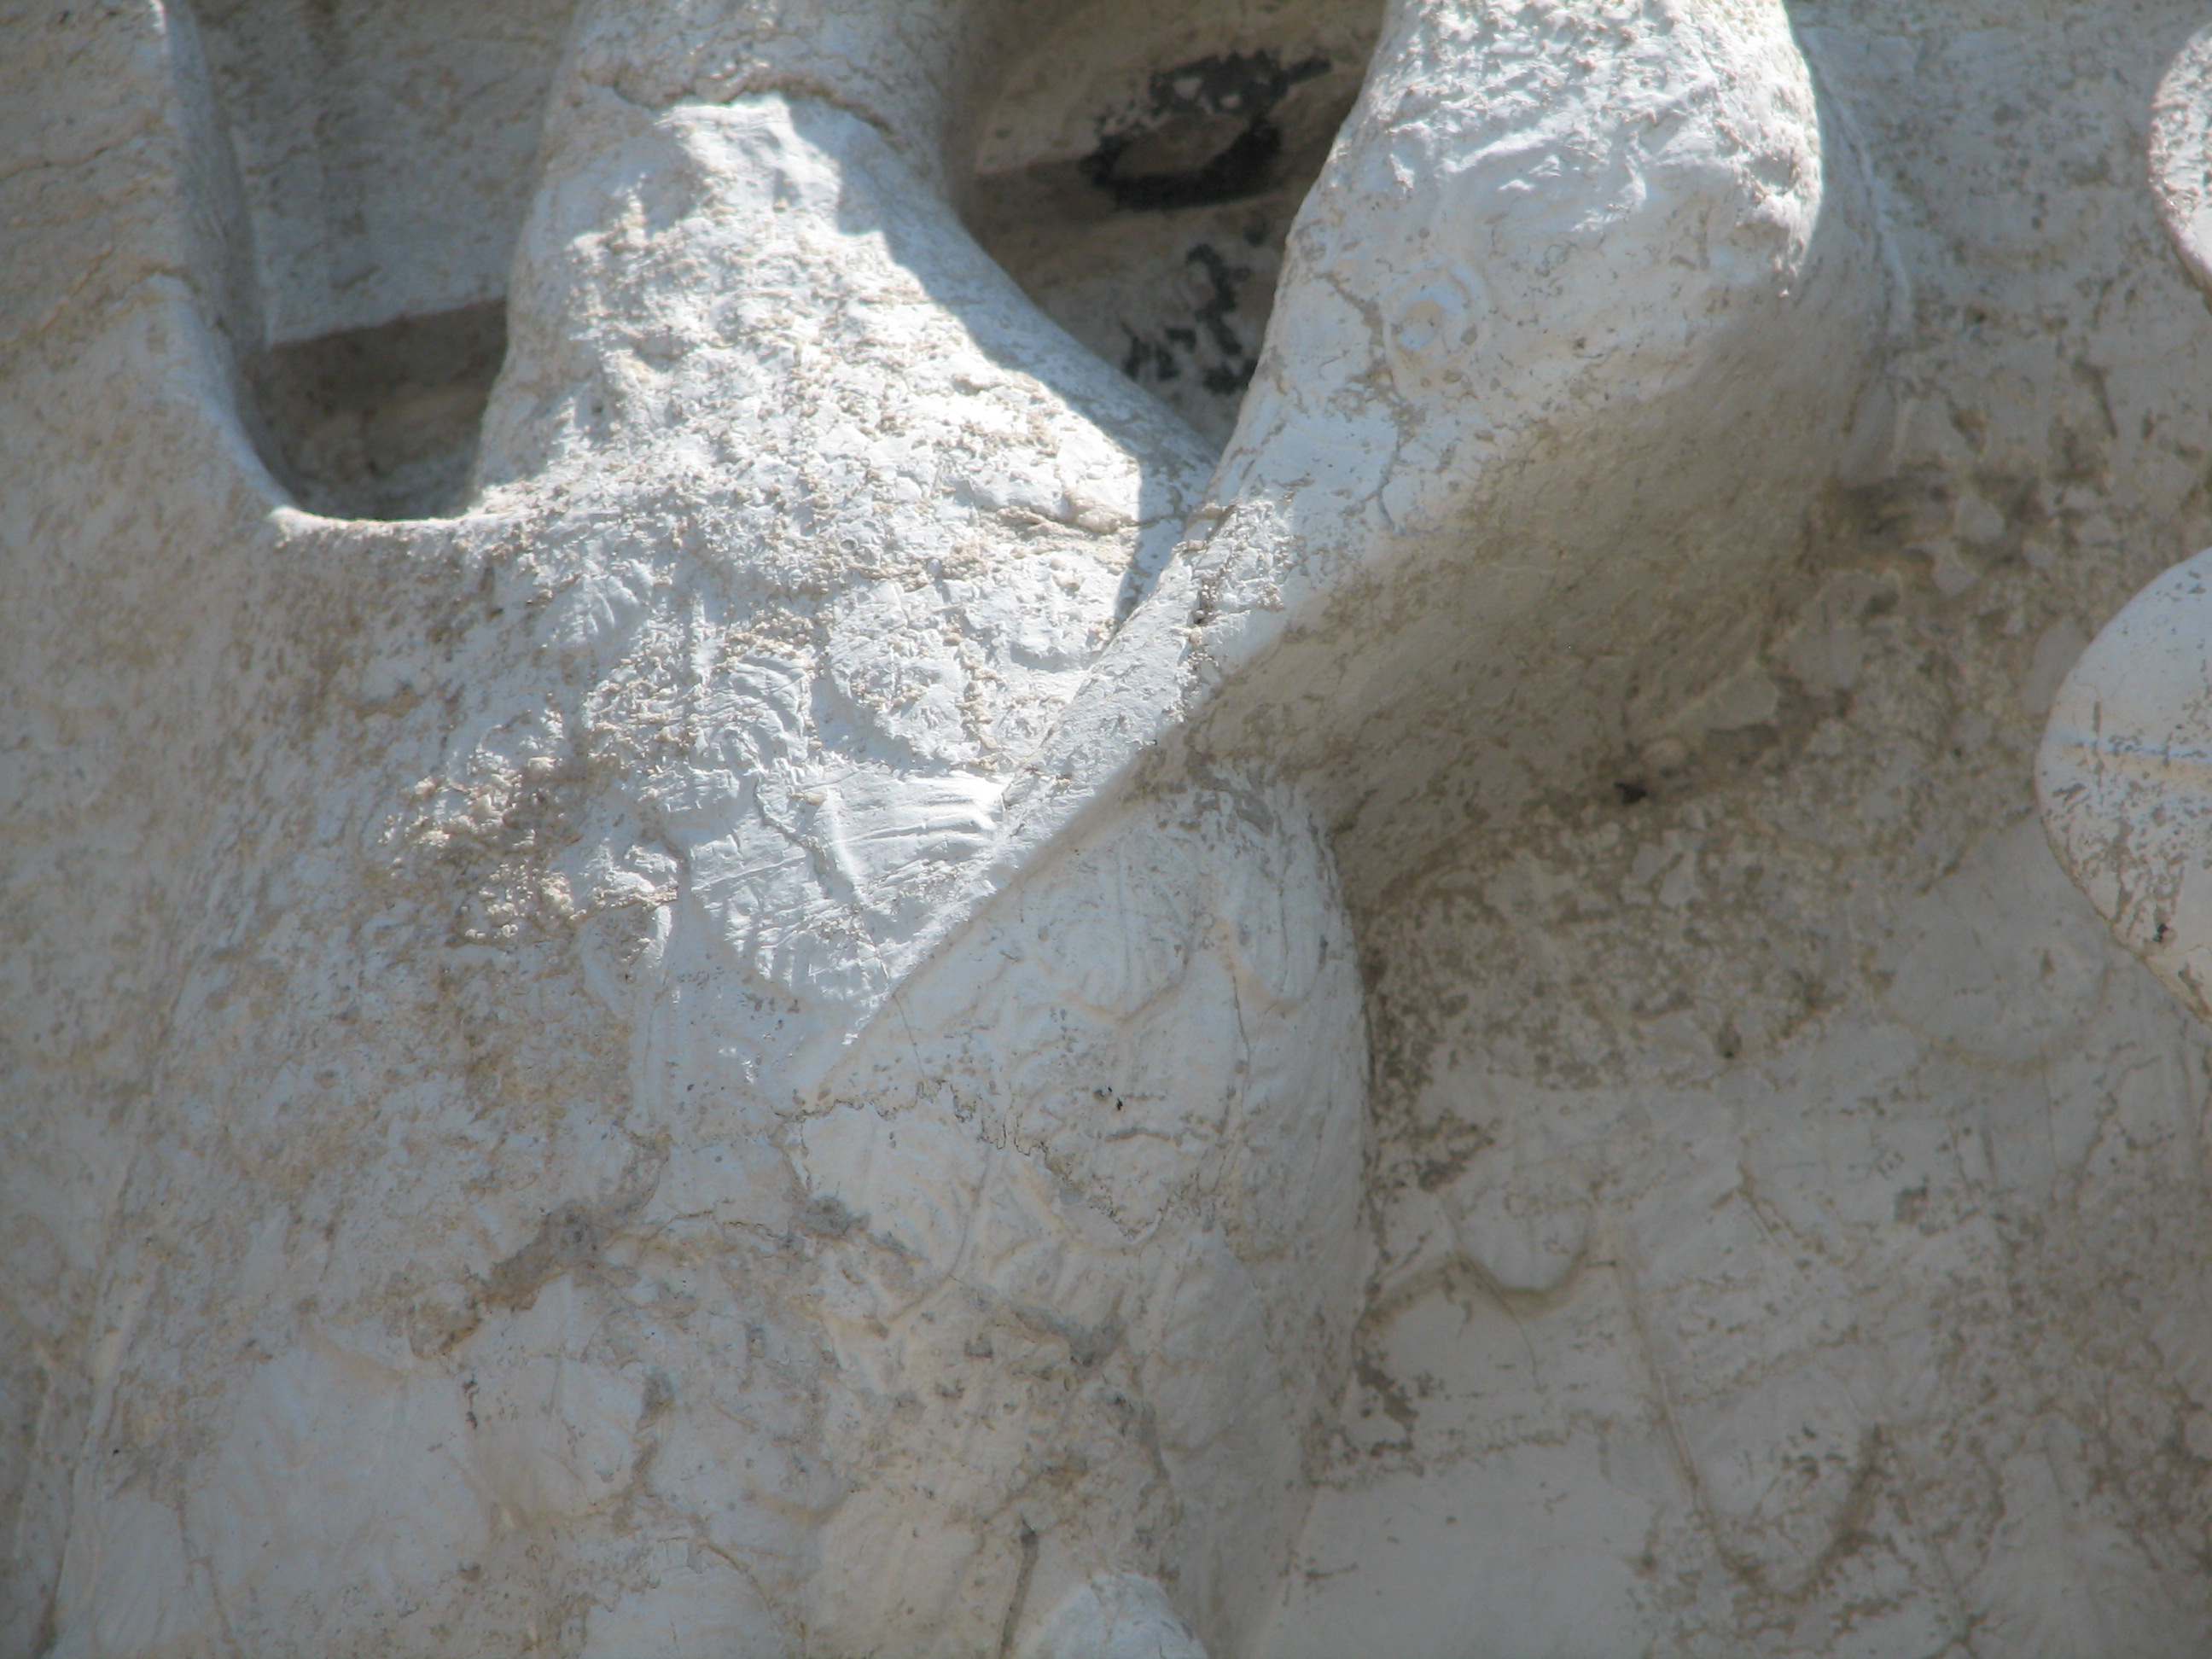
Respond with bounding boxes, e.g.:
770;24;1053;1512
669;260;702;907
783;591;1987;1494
11;2;2212;1655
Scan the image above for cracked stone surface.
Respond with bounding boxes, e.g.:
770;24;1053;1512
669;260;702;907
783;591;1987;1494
11;1;2212;1656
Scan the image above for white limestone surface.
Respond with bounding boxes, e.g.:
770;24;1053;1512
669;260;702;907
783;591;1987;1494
2040;550;2212;1018
2043;17;2212;1025
12;0;2212;1656
1294;6;2212;1653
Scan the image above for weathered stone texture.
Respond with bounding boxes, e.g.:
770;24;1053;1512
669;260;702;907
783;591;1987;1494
10;2;2212;1656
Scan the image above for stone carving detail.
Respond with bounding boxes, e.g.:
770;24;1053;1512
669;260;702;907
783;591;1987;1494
2043;20;2212;1024
17;1;2212;1656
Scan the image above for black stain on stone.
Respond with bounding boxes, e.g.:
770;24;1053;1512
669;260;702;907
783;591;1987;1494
1186;244;1258;396
1080;51;1330;213
1121;245;1260;404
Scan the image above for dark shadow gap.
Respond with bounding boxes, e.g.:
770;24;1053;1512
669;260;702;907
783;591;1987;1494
253;302;506;521
189;0;574;520
964;9;1381;448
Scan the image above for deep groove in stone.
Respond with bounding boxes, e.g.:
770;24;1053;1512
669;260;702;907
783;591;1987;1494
965;2;1382;447
253;302;506;521
190;0;573;520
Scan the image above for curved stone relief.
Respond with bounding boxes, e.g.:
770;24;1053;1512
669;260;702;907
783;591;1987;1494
2040;552;2212;1019
15;0;2212;1656
2046;20;2212;1027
